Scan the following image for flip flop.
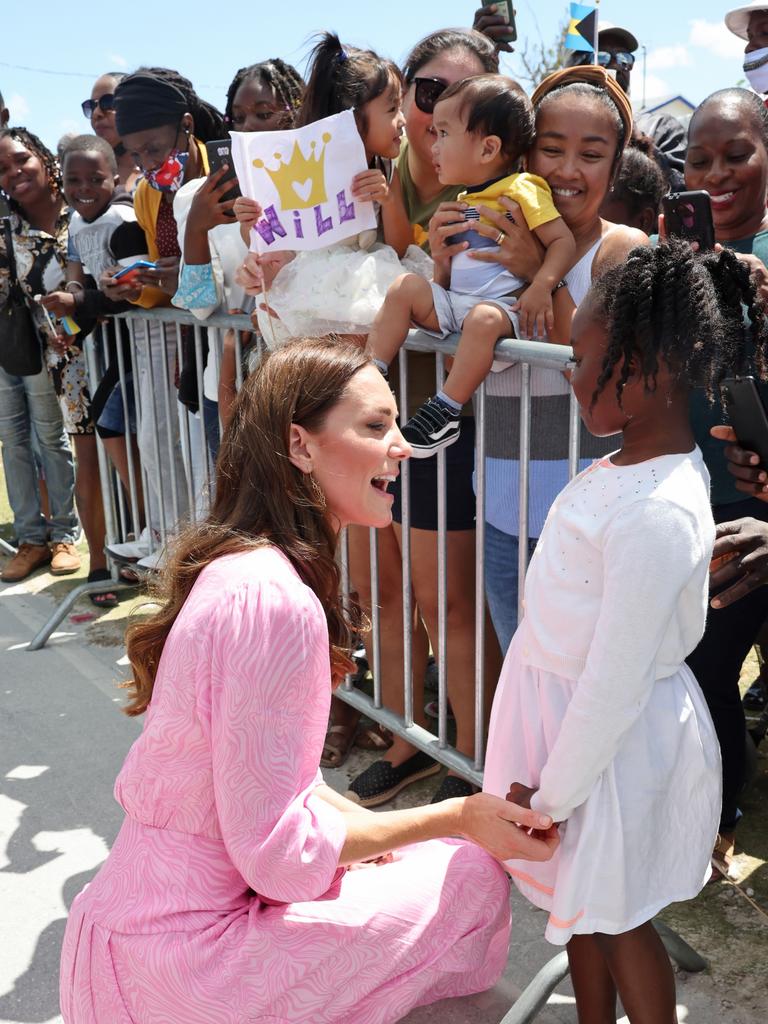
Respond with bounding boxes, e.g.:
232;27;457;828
87;569;120;608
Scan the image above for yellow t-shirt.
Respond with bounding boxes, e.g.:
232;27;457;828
458;172;559;232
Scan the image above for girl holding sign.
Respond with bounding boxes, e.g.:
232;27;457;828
235;32;425;341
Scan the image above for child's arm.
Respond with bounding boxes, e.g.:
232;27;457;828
40;260;85;318
529;499;705;824
514;217;576;340
351;168;411;258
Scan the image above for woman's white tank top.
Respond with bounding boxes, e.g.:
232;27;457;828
564;236;603;307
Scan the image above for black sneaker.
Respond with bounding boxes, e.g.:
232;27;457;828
402;396;461;458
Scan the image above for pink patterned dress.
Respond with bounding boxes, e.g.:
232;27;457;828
60;546;511;1023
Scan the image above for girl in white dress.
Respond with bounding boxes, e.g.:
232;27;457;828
235;32;430;343
483;238;768;1023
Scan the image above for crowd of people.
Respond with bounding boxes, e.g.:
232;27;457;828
3;5;768;1023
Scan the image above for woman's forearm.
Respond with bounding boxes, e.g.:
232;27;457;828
336;799;463;865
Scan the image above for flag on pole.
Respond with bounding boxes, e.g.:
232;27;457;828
566;2;598;52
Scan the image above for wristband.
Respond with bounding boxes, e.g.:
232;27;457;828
552;279;568;293
64;281;85;295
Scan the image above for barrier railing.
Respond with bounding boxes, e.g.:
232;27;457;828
27;307;580;788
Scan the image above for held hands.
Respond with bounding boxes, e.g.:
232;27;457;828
351;168;390;206
458;791;559;863
514;282;555;340
710;518;768;608
428;201;472;265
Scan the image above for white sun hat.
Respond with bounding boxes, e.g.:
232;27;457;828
725;2;768;40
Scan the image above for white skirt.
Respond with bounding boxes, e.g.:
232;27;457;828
262;242;432;341
483;623;721;945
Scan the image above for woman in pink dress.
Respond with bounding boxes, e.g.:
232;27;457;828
60;339;558;1024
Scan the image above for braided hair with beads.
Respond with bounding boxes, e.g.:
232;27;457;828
0;127;62;211
224;60;304;129
589;238;768;409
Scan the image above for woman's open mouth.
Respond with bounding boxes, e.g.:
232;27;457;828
371;474;396;496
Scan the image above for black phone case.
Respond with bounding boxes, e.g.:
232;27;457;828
205;139;241;204
721;376;768;467
661;190;715;252
481;0;517;41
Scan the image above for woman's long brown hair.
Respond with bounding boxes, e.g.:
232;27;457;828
123;338;368;715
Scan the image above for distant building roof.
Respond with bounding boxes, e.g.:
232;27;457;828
635;94;696;114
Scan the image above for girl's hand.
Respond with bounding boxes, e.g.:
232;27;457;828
233;196;263;227
458;791;558;863
100;265;142;302
186;165;238;234
48;325;71;357
470;199;545;282
40;290;76;318
134;256;180;295
351;169;390;205
710;518;768;607
235;251;292;296
514;281;554;340
710;424;768;499
428;201;471;264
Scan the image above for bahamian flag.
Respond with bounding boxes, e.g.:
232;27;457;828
566;2;598;52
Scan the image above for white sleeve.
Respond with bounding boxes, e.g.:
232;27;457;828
172;180;224;320
530;498;705;823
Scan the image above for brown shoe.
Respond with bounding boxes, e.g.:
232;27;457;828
1;543;52;582
49;542;81;576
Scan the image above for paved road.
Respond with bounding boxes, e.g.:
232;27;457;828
0;580;760;1024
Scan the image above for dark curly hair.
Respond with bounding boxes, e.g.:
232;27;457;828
224;59;304;129
0;126;61;210
610;147;666;221
589;239;768;408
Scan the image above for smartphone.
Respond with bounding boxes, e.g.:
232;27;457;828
661;190;715;252
205;139;241;205
113;260;157;283
720;376;768;467
481;0;517;43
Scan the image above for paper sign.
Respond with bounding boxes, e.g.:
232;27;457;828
230;110;377;254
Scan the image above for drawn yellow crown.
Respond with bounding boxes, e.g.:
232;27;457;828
253;131;332;210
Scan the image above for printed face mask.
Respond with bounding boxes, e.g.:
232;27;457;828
744;47;768;94
143;148;189;192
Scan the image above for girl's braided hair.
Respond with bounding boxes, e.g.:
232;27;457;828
0;127;62;210
224;59;304;128
135;67;226;143
589;238;768;408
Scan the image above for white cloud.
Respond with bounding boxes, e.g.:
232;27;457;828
7;93;29;120
646;45;691;71
639;73;672;102
689;19;745;59
107;53;128;69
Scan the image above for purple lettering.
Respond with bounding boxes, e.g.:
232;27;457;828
337;189;355;223
314;204;333;235
292;210;304;239
252;205;287;246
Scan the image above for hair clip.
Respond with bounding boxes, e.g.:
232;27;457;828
337;49;348;63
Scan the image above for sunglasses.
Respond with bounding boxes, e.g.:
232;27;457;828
596;51;635;70
81;94;115;119
413;77;448;115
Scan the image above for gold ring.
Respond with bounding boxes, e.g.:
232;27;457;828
495;230;505;246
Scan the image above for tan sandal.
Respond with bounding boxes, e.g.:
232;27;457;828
320;723;357;769
354;724;394;752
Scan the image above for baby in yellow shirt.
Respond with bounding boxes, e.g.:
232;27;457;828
368;74;576;457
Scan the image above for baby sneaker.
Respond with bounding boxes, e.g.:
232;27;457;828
401;395;461;458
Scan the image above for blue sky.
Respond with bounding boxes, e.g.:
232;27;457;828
4;1;749;150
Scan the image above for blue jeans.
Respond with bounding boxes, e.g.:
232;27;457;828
0;365;78;544
484;522;537;655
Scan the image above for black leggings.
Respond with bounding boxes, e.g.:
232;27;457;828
687;497;768;832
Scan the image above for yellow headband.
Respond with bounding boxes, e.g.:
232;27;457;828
531;65;633;151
